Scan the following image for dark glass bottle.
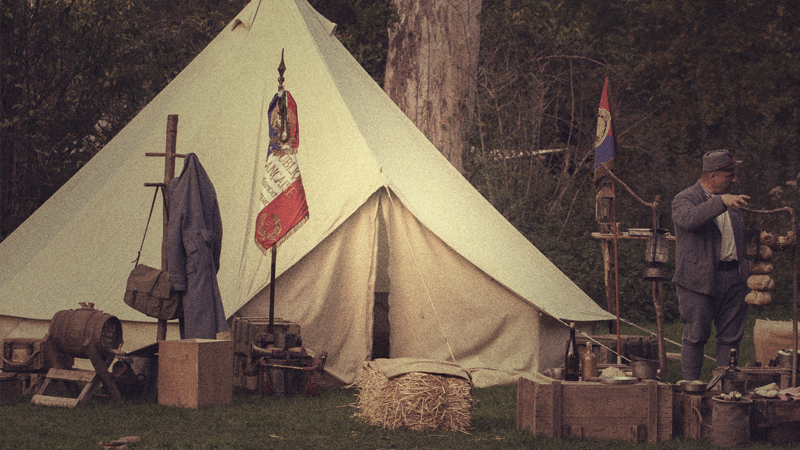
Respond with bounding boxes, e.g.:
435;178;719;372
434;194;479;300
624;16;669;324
728;348;740;372
564;323;580;381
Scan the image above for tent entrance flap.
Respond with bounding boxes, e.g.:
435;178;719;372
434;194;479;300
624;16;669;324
371;193;391;360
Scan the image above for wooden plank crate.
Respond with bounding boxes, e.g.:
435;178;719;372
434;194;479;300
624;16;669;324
710;366;791;389
517;374;672;442
671;390;714;440
752;398;800;445
231;317;301;388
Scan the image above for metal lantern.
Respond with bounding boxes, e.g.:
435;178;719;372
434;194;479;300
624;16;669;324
643;230;670;281
595;185;616;234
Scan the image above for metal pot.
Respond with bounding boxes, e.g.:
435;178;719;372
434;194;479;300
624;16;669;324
722;371;748;394
631;358;658;379
778;349;799;370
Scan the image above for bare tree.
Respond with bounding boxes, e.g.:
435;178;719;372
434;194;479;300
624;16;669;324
384;0;481;173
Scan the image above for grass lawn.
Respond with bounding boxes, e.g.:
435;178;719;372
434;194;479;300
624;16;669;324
1;310;798;449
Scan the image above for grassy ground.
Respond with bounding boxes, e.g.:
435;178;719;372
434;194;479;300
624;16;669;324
1;311;798;449
2;381;799;450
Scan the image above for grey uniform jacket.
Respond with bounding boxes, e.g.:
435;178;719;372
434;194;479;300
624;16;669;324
671;180;750;295
168;153;227;339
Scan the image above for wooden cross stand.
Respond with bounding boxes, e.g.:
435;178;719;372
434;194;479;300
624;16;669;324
31;340;123;408
144;114;186;341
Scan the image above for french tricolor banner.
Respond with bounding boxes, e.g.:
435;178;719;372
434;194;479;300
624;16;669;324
593;78;616;183
255;90;309;253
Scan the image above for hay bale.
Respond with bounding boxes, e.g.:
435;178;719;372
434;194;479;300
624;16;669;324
354;363;473;433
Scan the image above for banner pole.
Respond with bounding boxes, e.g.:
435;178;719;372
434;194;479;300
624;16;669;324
612;179;622;364
269;247;276;334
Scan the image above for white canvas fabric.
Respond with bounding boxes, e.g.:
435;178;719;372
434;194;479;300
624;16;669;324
0;0;613;386
366;358;471;381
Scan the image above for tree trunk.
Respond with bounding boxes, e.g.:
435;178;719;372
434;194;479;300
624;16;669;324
384;0;481;174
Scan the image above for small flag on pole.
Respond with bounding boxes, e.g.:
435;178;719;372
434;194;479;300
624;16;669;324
254;87;309;253
594;78;616;182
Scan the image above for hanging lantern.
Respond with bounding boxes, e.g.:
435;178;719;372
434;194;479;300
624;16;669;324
643;230;670;281
595;185;615;234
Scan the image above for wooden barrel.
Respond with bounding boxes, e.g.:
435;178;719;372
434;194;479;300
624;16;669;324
48;303;123;359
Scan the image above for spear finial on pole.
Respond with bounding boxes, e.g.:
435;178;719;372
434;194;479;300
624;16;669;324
277;49;286;91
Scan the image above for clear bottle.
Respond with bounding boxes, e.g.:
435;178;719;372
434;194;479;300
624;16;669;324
564;323;580;381
582;341;597;381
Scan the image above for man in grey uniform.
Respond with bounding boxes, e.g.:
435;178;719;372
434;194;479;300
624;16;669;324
672;149;751;380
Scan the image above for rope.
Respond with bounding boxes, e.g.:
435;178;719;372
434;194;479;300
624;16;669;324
383;186;457;365
618;317;715;362
554;316;717;363
552;316;631;364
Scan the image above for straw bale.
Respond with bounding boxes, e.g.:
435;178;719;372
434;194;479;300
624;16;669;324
353;364;473;433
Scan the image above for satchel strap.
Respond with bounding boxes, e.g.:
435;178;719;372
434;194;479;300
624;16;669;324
133;186;166;266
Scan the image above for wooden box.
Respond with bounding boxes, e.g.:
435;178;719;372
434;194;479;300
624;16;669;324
230;317;301;388
1;338;54;372
158;339;233;408
752;398;800;445
710;366;789;389
0;373;24;405
671;390;714;439
517;374;672;442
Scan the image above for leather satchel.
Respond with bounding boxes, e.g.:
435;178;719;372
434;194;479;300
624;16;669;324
124;186;182;321
124;264;182;321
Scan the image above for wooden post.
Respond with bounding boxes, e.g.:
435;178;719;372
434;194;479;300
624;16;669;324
145;115;185;341
653;281;668;380
601;239;617;333
268;248;276;334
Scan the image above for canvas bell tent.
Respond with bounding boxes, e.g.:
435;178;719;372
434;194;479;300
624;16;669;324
0;0;613;386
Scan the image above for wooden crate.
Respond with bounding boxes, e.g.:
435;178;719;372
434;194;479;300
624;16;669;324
1;338;54;372
752;398;800;445
710;366;790;390
230;317;301;388
158;339;233;408
517;374;672;442
671;390;714;439
0;373;24;405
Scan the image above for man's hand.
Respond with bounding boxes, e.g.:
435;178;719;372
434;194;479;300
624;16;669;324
721;194;750;211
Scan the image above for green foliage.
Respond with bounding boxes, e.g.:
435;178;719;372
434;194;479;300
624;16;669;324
470;0;800;320
0;0;248;239
308;0;398;86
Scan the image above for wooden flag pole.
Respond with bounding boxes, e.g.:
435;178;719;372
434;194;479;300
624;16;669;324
267;50;287;335
611;179;622;364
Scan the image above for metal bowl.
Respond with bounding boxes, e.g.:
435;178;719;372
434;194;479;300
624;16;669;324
599;376;638;385
683;381;707;394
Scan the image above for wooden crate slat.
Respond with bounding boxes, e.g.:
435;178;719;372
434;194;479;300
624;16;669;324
517;376;672;443
31;395;80;408
46;368;96;383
